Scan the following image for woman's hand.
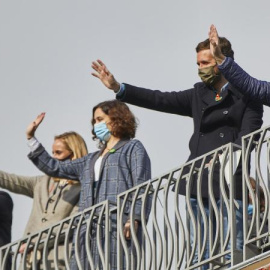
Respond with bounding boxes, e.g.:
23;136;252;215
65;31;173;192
91;59;120;92
19;243;27;254
123;219;139;240
19;243;33;254
209;24;225;65
26;113;45;140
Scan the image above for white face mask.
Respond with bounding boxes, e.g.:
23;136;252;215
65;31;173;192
94;122;111;142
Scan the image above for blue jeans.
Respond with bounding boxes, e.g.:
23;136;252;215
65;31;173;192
189;198;243;270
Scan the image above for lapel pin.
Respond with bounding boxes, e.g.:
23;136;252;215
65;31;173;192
215;93;222;102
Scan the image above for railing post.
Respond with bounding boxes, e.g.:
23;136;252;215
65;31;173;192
229;143;237;266
105;201;110;270
117;195;123;270
266;138;270;250
242;135;249;262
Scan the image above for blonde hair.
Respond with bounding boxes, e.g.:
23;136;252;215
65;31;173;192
54;131;88;160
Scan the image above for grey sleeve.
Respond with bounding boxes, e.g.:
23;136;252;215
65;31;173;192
28;143;87;181
0;170;41;198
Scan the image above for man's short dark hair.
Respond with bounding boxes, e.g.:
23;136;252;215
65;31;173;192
196;37;234;60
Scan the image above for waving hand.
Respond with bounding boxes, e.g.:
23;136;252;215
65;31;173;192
26;112;45;139
91;59;120;92
209;24;225;65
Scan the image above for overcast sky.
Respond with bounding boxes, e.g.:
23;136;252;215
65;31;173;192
1;0;270;242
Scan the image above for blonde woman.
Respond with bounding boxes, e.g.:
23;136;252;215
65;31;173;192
0;131;88;269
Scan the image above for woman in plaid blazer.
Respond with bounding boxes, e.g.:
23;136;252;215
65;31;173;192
26;100;151;270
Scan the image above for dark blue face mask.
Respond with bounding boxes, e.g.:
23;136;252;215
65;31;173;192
94;122;111;142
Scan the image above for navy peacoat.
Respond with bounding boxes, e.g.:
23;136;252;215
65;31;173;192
117;82;263;199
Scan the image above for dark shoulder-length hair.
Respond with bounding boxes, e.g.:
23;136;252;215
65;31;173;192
91;100;138;140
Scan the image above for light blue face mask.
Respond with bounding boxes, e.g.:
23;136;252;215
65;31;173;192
248;204;254;216
94;122;111;142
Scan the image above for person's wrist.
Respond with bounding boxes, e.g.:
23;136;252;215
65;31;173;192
26;133;34;140
111;81;120;93
215;55;225;65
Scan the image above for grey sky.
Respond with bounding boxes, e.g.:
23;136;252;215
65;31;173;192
1;0;270;242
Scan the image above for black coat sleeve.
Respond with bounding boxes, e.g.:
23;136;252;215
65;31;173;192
117;83;194;117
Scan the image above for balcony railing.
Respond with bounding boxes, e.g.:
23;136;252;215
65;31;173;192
1;126;270;270
242;126;270;261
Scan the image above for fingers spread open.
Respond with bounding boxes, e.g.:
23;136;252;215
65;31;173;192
92;61;100;71
97;59;105;66
91;72;100;78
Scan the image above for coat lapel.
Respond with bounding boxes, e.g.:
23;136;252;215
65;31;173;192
227;84;243;99
93;139;130;202
201;84;234;110
201;85;216;106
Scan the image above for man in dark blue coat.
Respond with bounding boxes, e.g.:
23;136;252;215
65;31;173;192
91;36;263;267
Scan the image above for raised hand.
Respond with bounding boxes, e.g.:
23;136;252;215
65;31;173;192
26;112;45;139
91;60;120;92
209;24;225;64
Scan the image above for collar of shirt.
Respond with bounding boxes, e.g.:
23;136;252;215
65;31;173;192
221;82;229;92
211;82;229;93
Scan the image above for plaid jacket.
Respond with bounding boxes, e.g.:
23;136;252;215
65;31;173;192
28;139;151;270
28;139;151;216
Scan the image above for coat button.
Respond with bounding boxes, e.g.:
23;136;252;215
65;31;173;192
42;218;47;223
223;110;228;115
219;133;224;138
200;132;204;137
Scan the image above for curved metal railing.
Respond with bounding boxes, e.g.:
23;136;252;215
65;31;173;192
2;126;270;269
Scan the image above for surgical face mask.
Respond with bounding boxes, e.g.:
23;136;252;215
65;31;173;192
198;65;221;86
248;204;253;216
94;122;111;142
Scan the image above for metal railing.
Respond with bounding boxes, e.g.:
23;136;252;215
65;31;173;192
242;126;270;261
0;200;113;270
2;126;270;270
116;142;242;270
